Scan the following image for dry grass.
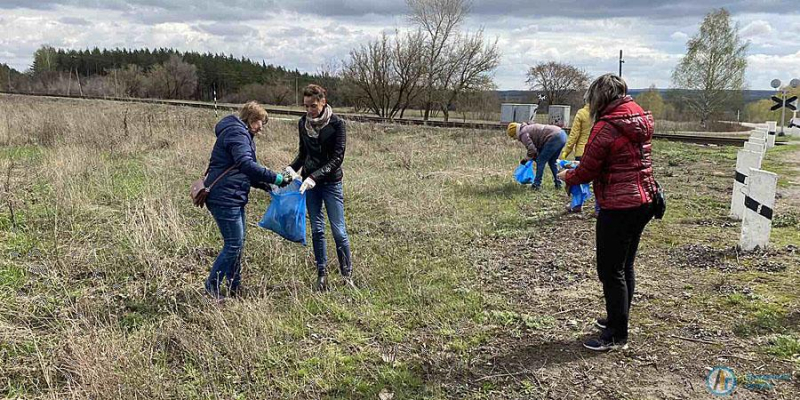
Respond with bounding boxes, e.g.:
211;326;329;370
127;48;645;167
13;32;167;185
1;93;798;399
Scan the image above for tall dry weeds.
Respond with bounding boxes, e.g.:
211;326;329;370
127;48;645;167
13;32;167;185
1;94;515;398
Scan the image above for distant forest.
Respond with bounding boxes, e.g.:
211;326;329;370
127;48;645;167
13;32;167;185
1;46;342;105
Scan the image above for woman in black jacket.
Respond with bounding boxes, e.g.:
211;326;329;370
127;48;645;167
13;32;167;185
287;84;352;291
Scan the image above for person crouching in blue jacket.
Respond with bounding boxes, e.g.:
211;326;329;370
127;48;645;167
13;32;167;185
204;101;290;299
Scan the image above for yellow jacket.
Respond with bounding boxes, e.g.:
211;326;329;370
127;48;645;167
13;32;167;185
561;105;591;159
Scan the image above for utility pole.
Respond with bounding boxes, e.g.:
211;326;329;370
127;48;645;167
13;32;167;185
67;67;73;96
213;86;218;119
295;76;299;107
75;68;83;97
781;87;787;135
618;50;624;77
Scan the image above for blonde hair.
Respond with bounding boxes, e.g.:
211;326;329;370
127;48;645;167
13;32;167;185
240;101;268;125
587;74;627;121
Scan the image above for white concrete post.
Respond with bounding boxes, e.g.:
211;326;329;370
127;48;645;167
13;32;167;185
730;150;763;220
744;141;766;155
751;127;767;140
766;121;777;148
748;137;767;151
739;168;778;251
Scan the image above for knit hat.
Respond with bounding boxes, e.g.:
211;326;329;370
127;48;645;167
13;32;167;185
506;123;520;139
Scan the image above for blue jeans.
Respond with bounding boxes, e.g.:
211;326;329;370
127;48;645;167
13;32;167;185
206;204;246;296
534;130;568;187
306;181;352;277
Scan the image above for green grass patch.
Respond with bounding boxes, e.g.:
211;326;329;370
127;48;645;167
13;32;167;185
0;264;26;290
0;145;42;162
766;335;800;360
728;295;792;337
486;310;556;331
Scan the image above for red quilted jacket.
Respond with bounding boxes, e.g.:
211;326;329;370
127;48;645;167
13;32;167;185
564;96;657;210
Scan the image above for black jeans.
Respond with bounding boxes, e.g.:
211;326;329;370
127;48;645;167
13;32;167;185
596;202;653;342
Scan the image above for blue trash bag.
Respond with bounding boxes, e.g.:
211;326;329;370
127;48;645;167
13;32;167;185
258;179;307;245
569;183;592;210
557;159;579;170
514;160;535;184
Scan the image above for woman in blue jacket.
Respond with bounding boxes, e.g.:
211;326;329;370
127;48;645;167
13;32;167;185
287;84;352;291
204;101;289;299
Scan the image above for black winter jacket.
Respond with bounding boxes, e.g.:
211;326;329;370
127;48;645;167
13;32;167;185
289;113;346;184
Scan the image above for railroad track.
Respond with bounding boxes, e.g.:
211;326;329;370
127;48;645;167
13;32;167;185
1;92;753;146
649;133;747;146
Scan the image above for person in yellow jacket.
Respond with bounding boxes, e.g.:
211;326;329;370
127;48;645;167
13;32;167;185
561;102;591;161
561;95;599;214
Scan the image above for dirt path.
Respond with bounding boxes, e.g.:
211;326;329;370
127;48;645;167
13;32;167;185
433;144;800;399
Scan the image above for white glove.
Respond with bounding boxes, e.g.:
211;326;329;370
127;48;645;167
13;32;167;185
299;177;316;194
284;166;301;181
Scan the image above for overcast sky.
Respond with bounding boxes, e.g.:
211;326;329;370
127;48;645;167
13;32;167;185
1;0;798;90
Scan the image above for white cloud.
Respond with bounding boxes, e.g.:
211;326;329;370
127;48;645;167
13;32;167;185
740;20;773;38
195;22;257;37
746;51;800;88
0;4;798;90
670;31;688;41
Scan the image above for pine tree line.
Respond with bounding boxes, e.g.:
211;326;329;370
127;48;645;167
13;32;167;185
22;46;338;102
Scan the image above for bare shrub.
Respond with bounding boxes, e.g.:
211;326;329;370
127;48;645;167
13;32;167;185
33;119;63;147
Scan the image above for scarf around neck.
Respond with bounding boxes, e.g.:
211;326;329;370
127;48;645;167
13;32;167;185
304;105;333;139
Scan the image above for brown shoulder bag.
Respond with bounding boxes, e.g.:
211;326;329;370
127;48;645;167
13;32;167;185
190;163;239;208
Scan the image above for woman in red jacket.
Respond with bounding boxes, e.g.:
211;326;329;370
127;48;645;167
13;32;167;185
558;74;657;351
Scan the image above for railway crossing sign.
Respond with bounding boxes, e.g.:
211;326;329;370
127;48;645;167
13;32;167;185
770;78;800;136
771;95;797;111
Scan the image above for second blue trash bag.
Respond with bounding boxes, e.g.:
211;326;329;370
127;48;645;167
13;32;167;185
514;160;535;184
570;183;592;210
259;179;307;245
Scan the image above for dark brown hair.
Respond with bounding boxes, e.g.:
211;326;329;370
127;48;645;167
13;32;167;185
302;84;327;101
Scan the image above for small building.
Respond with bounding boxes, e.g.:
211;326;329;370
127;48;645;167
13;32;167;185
548;105;571;128
500;103;538;123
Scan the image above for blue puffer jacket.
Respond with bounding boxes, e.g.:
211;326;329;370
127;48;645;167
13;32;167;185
204;115;279;207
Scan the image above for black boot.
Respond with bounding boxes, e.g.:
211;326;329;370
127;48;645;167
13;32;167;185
342;272;356;289
314;275;328;292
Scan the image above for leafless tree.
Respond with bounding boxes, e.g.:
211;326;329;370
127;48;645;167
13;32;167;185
672;8;747;126
437;29;499;122
114;65;145;98
342;33;393;117
342;0;496;120
265;81;294;105
526;61;590;107
407;0;470;121
222;81;294;105
342;31;426;119
391;30;427;118
458;89;501;121
144;55;198;99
